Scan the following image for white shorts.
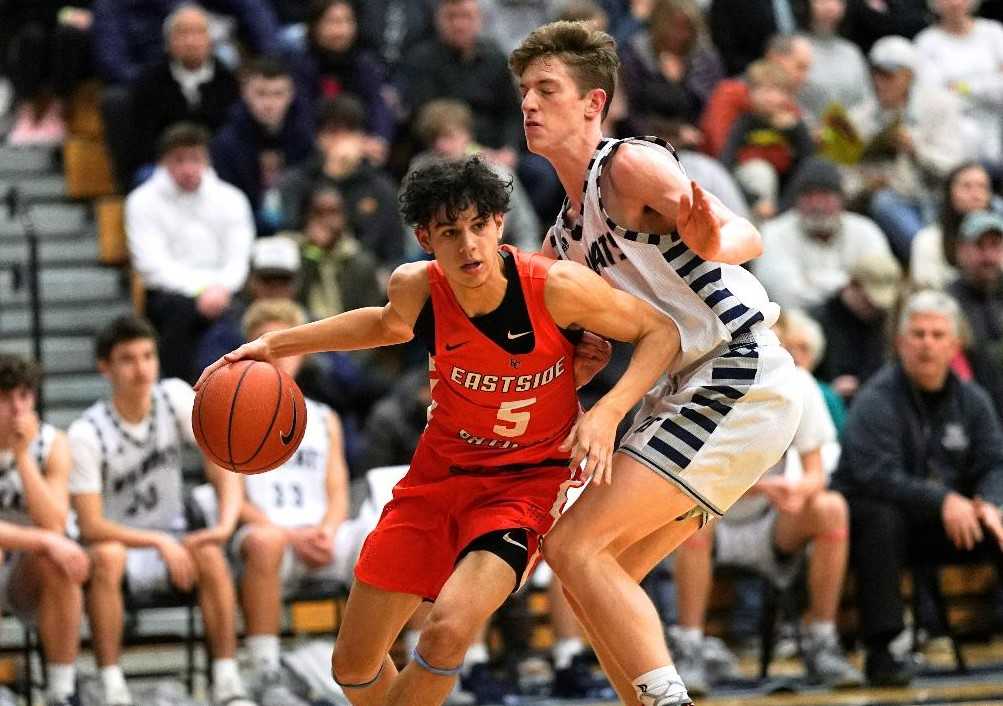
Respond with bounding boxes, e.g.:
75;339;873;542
619;332;803;519
125;546;176;595
714;510;804;589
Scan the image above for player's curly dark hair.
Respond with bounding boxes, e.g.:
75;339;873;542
399;157;512;230
0;354;42;393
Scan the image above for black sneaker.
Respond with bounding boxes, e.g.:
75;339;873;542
459;663;514;705
551;654;616;700
865;647;914;687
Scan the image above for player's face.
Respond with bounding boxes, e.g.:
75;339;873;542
520;57;601;156
99;338;159;399
897;312;960;391
250;322;304;378
417;207;504;287
0;386;34;440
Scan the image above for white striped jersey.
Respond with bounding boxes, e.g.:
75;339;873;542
547;137;780;370
0;423;58;527
244;398;332;528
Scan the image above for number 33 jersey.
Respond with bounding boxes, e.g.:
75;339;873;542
243;398;332;527
414;246;580;472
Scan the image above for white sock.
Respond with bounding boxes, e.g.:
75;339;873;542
632;665;688;705
677;626;703;644
461;642;489;676
212;658;244;699
401;629;420;657
47;663;75;701
806;621;837;641
552;637;585;670
246;634;281;676
100;665;131;705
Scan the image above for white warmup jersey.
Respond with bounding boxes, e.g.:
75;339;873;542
0;423;57;527
548;136;802;517
68;381;190;531
547;136;780;371
244;398;332;528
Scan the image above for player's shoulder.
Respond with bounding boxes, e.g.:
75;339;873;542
388;260;431;296
66;411;100;446
605;139;686;193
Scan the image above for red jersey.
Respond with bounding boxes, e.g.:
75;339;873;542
418;246;579;471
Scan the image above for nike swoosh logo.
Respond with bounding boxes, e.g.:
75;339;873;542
501;532;527;551
444;341;468;351
280;392;298;445
507;330;532;340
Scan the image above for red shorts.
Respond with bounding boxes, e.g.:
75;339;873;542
354;441;581;600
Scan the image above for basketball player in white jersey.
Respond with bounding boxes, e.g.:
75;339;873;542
0;354;89;706
510;22;804;706
231;299;350;706
67;317;257;706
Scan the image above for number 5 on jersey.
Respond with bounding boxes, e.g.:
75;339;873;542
493;398;536;438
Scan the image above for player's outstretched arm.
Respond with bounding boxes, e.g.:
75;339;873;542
195;262;429;389
545;260;681;483
609;143;763;265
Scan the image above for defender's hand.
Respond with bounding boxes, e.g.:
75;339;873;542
560;404;620;485
677;181;723;261
573;332;612;389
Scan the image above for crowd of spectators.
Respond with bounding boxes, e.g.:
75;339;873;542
3;0;1003;703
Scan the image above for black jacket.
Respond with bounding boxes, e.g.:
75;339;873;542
833;362;1003;522
810;294;890;389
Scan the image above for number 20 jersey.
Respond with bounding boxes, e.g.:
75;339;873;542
419;246;580;471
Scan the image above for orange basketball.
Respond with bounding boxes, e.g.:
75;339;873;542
192;360;307;474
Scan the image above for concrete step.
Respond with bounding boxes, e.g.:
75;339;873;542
0;265;122;304
0;146;56;175
0;336;95;374
0;300;133;337
0;174;66;203
43;373;107;407
0;203;88;238
0;229;98;265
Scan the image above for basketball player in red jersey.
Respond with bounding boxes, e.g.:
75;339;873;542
197;156;679;706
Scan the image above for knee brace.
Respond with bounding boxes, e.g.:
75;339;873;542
332;658;385;689
412;648;463;677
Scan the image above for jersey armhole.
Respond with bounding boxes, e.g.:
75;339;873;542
413;297;435;354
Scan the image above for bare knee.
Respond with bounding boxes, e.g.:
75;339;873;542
191;543;229;583
807;491;848;530
331;641;385;686
241;525;287;570
89;542;126;585
416;611;480;667
542;530;596;580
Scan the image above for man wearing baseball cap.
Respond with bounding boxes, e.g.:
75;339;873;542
948;210;1003;347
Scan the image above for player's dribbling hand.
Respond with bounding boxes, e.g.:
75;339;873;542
560;404;620;485
194;337;274;391
677;181;723;261
157;536;197;591
573;332;612;389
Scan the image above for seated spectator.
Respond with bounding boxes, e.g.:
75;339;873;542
778;309;847;432
131;4;240;181
916;0;1003;166
754;157;893;309
295;185;386;318
842;0;930;53
127;123;254;383
833;290;1003;687
0;354;89;706
618;0;725;135
948;210;1003;344
284;0;394;152
911;161;995;289
480;0;558;56
398;0;523;167
360;366;430;471
721;60;814;220
354;0;436;75
232;299;349;706
68;316;254;706
700;34;813;157
844;35;966;262
410;99;540;251
195;235;302;373
673;342;860;695
811;249;902;402
799;0;874;128
4;2;91;145
211;57;314;235
708;0;802;76
278;96;406;270
91;0;279;86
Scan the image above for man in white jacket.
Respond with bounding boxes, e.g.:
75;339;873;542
126;122;254;383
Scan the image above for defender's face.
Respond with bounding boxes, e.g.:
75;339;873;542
99;339;159;399
417;207;504;289
519;56;596;156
